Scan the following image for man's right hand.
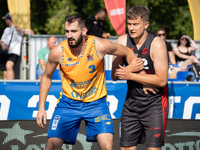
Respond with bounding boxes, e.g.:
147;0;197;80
36;109;47;128
1;43;9;51
126;58;144;72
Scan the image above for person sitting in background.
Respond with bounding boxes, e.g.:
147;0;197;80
173;34;199;71
86;8;111;38
37;36;57;80
157;28;176;65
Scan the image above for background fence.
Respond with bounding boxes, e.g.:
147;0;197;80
18;35;200;80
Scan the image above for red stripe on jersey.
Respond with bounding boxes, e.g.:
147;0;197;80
162;84;168;143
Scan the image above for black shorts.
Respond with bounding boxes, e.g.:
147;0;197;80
0;53;19;71
120;97;168;148
8;54;19;64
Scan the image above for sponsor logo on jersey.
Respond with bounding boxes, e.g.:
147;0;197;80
155;133;161;137
145;70;152;74
67;58;72;61
93;21;97;25
65;62;80;67
70;74;97;89
142;48;148;54
71;85;97;99
87;54;94;61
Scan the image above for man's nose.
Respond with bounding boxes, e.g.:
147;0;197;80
68;32;72;37
66;31;72;38
130;25;134;30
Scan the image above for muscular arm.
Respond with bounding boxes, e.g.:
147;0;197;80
117;37;168;87
36;44;62;128
96;36;138;64
15;27;35;35
111;35;127;80
111;35;144;81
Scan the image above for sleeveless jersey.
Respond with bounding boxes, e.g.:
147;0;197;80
124;32;168;101
59;35;107;102
175;47;191;62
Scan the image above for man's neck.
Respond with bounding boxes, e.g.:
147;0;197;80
94;14;99;21
133;30;148;49
70;37;86;57
47;46;51;50
8;21;14;27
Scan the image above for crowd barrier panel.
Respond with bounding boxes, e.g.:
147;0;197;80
0;80;200;120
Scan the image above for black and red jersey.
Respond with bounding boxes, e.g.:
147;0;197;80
124;32;168;101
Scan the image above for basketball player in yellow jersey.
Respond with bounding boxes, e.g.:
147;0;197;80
36;14;144;150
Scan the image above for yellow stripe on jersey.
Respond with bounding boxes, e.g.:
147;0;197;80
59;35;107;102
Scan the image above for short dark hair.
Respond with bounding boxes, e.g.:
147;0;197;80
127;5;149;22
157;28;166;33
97;8;107;14
65;14;85;29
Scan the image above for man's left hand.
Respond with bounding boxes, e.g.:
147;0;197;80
143;85;159;95
116;65;131;80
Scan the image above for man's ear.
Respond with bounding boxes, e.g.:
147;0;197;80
82;27;88;35
144;21;149;30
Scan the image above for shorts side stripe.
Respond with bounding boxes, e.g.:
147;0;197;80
162;85;168;144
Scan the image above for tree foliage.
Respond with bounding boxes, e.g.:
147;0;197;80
0;0;194;39
126;0;192;39
0;0;9;36
148;0;193;39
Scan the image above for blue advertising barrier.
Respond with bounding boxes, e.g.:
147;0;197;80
0;80;200;120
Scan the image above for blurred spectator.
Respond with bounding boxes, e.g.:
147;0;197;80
86;8;111;38
0;13;34;79
37;36;57;80
173;34;199;71
157;28;176;65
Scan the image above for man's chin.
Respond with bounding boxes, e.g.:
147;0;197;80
68;42;77;48
69;44;77;48
130;34;136;39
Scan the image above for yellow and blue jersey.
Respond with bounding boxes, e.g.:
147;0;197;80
59;35;107;102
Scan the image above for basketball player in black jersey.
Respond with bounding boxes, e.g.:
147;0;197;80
111;5;168;150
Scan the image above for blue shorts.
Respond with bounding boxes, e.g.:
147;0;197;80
48;94;114;144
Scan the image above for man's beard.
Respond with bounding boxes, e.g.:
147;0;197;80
68;34;83;48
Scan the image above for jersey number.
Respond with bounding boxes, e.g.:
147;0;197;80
89;65;95;73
